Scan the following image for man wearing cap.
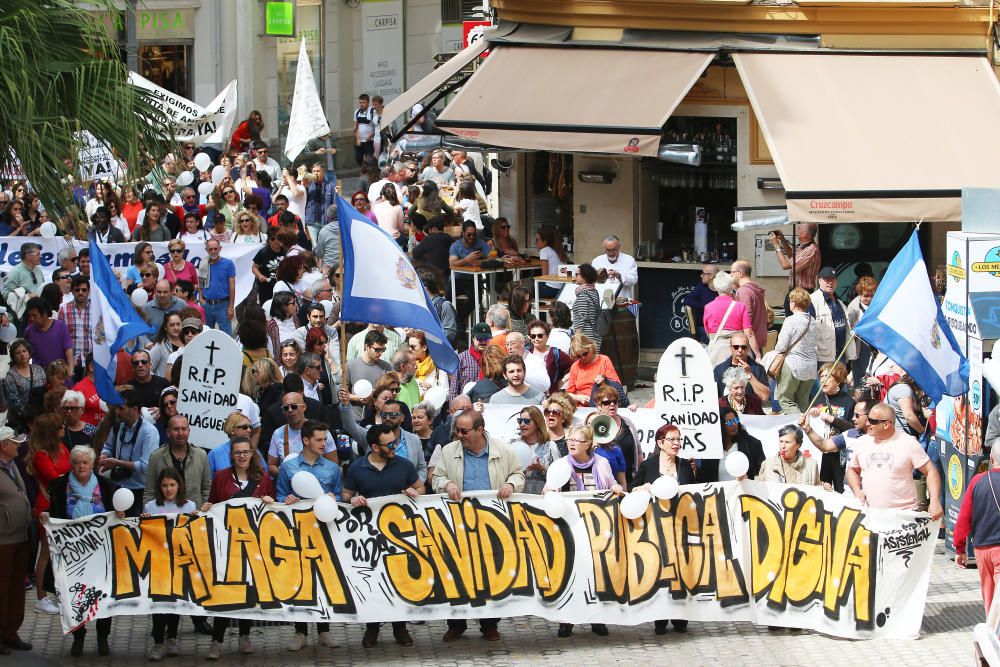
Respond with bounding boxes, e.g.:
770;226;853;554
809;267;856;369
142;280;186;331
449;324;491;402
99;389;159;516
0;426;31;654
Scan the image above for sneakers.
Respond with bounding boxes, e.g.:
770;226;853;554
287;633;306;652
35;597;59;614
238;636;253;654
206;641;221;661
318;631;338;648
149;644;164;662
165;638;179;656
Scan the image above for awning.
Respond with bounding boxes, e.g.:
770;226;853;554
435;47;714;156
733;52;1000;223
381;39;489;131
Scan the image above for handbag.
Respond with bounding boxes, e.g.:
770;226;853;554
596;282;625;338
766;320;809;380
706;300;737;362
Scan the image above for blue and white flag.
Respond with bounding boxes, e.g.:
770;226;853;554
89;236;157;405
853;230;968;402
337;195;459;373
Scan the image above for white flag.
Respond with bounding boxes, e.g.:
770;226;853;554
285;38;330;161
129;73;238;146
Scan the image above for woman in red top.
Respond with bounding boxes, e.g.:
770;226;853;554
564;334;620;407
230;111;264;153
72;354;107;428
204;435;274;658
27;413;70;615
120;187;144;232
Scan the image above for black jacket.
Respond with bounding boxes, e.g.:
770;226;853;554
48;473;120;520
697;430;766;482
633;451;699;487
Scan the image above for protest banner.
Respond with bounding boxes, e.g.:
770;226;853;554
284;38;330;162
47;482;938;639
0;238;260;305
176;329;242;445
128;73;238;146
654;338;722;458
75;131;122;182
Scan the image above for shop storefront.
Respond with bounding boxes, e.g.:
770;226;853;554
98;7;198;97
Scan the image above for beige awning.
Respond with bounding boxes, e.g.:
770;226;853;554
435;47;714;156
733;52;1000;223
381;40;489;131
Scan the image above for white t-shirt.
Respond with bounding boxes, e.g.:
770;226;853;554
456;198;482;230
235;393;261;428
143;499;197;515
180;230;209;244
539;246;564;289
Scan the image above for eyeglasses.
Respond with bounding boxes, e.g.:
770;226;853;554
516;417;533;425
529;333;546;339
455;427;475;435
57;275;71;281
223;190;236;195
353;199;368;205
543;408;562;416
731;344;748;351
566;438;589;444
599;399;618;406
658;437;682;444
724;418;740;427
64;406;83;412
387;386;400;393
867;418;890;425
66;257;78;263
132;359;150;366
854;412;869;418
281;403;303;412
232;450;253;457
184;195;195;200
380;411;401;420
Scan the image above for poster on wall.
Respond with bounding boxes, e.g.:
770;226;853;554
361;0;404;102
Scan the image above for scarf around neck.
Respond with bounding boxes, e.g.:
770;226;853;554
416;355;437;381
568;453;616;491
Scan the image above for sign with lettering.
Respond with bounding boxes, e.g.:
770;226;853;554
265;2;296;37
654;338;722;459
361;0;404;102
76;131;122;183
47;484;938;639
128;73;238;147
175;329;242;446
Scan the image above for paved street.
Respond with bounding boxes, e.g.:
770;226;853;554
13;543;986;667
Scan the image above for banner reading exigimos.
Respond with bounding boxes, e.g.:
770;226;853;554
47;482;938;639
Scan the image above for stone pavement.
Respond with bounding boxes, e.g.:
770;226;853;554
13;542;986;667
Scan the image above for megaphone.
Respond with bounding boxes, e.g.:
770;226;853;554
591;414;620;445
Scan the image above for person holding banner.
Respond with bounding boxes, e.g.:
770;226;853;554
699;408;765;482
757;425;821;485
432;410;524;642
98;389;159;517
43;445;121;657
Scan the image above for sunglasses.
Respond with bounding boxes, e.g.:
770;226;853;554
184;195;195;200
454;427;475;435
724;418;740;427
281;403;303;412
353;199;368;204
170;249;183;254
370;346;386;353
529;333;546;339
307;364;321;370
380;411;401;420
132;359;150;366
599;399;618;406
233;424;252;430
223;190;236;195
731;344;749;351
141;273;154;278
867;418;890;425
543;408;562;416
516;417;533;425
163;399;177;406
66;257;78;263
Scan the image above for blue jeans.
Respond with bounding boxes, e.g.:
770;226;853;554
203;300;232;335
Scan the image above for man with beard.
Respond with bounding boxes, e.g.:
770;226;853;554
391;349;420;408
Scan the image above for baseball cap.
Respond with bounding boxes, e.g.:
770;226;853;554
0;426;26;444
818;267;837;279
471;323;492;340
181;317;203;332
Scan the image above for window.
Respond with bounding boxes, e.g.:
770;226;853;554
441;0;484;23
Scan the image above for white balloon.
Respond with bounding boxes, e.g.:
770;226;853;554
194;152;212;172
319;299;334;319
0;324;15;343
140;407;156;424
725;450;750;479
508;441;533;469
424;385;448;410
130;288;148;307
353;379;373;400
98;400;109;412
156;263;165;279
176;171;194;187
112;488;134;513
39;222;58;238
542;492;569;520
197;181;215;196
291;471;324;499
261;299;272;315
462;381;476;396
545;457;572;490
620;490;651;520
313;495;338;523
651;475;679;500
983;354;1000;393
211;165;228;185
272;282;291;295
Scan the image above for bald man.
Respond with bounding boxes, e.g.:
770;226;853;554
846;403;942;519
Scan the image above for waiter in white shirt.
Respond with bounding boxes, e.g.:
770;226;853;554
591;235;638;301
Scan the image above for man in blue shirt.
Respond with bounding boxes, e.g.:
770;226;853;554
276;419;342;652
342;425;423;649
304;163;337;241
682;264;718;344
200;239;236;336
449;222;491;313
98;389;159;516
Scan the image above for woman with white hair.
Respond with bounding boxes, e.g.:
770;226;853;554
719;367;764;416
61;389;96;448
703;271;758;365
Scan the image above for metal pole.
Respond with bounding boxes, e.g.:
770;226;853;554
125;0;138;73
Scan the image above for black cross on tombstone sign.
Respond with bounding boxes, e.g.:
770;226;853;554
205;340;220;367
674;345;694;377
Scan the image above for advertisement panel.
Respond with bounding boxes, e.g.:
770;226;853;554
361;0;404;102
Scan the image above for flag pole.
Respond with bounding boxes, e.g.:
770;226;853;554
337;222;349;397
799;332;858;415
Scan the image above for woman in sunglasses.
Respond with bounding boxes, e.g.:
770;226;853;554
698;407;766;482
124;242;157;290
516;406;560;495
361;372;413;433
526;320;573;394
542;392;576;457
231;211;265;244
351;190;378;225
163;239;197;287
588;383;642;487
216;183;243;228
153;387;179;446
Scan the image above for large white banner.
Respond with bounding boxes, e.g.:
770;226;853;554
0;239;261;305
361;0;404;102
129;73;238;147
47;483;938;639
285;38;330;162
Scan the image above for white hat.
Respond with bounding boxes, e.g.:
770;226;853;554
0;426;26;444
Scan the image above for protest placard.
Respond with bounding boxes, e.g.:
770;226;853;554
654;337;722;458
176;329;242;446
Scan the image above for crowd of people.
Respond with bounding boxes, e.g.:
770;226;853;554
0;108;961;658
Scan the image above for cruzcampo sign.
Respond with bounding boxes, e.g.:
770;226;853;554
265;1;295;36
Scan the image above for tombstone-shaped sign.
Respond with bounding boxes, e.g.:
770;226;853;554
176;329;242;447
654;338;722;459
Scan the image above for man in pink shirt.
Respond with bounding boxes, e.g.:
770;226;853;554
847;403;942;518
